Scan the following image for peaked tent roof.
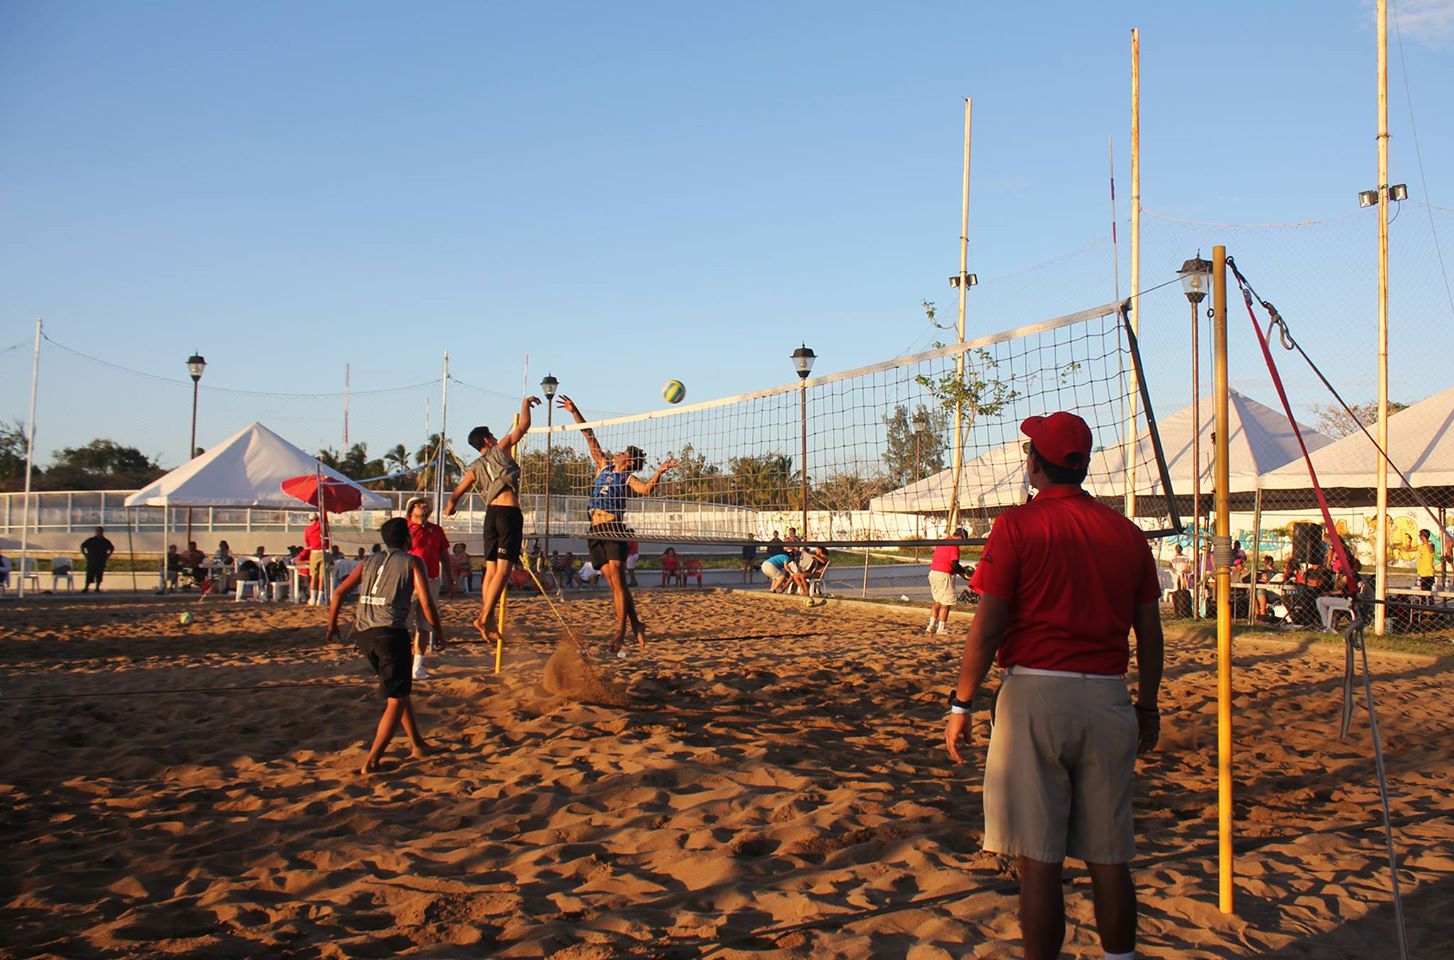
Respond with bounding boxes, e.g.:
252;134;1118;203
124;422;392;510
1258;384;1454;502
870;390;1332;516
1081;389;1334;502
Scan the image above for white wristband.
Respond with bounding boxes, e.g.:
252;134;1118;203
949;705;971;715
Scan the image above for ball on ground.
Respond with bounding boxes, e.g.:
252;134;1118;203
178;611;195;626
662;379;686;404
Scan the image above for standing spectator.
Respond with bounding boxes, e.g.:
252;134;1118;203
625;540;641;587
767;531;783;557
740;538;758;584
1168;545;1192;591
451;542;474;592
926;528;968;634
1415;529;1435;596
945;412;1163;960
80;526;114;593
405;497;453;680
783;527;803;563
301;515;326;606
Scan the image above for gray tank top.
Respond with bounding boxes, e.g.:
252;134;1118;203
353;549;414;631
467;444;521;503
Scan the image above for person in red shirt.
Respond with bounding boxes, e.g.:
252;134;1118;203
925;527;968;635
944;412;1164;960
301;516;325;606
405;497;453;680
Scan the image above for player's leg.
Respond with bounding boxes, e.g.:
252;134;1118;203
1017;856;1067;960
1086;860;1136;956
363;698;404;774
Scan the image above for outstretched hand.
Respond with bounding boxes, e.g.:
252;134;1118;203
556;395;579;415
523;396;541;410
658;457;681;472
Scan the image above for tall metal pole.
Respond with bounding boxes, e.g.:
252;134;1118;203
544;402;554;555
1191;300;1203;618
1212;245;1234;915
186;377;199;544
1374;0;1390;635
18;317;42;598
800;381;809;538
1124;27;1142;518
437;352;450;509
343;362;350;452
946;97;973;532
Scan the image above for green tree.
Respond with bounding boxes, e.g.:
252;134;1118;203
882;403;947;488
728;452;794;508
518;447;596;497
0;420;29;492
43;439;164;489
1309;399;1410;438
814;472;891;512
413;433;462;492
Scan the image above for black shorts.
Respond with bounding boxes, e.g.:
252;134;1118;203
587;521;630;568
355;627;412;700
482;504;523;563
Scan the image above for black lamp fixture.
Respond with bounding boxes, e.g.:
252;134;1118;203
791;344;816;380
1177;256;1213;305
540;373;558;399
186;352;207;382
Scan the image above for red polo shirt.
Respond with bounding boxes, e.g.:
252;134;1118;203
408;521;451;580
970;485;1159;674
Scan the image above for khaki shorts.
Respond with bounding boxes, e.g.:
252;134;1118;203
928;570;957;605
983;673;1138;864
407;575;442;636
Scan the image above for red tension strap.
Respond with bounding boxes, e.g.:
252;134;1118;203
1237;284;1357;594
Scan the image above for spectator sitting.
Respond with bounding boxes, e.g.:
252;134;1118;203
0;550;11;589
164;545;183;592
1316;554;1361;632
451;543;474;592
181;541;207;586
576;560;600;590
214;540;234;564
660;547;681;586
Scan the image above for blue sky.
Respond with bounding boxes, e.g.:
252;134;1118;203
2;1;1451;468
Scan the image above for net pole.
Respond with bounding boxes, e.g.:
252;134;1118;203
1123;28;1142;517
1374;0;1390;635
1249;489;1262;625
437;352;450;511
1213;244;1235;915
946;97;973;532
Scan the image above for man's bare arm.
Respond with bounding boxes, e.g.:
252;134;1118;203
325;564;366;640
627;458;680;496
500;396;540;451
1131;599;1164;754
444;473;474;516
411;557;446;644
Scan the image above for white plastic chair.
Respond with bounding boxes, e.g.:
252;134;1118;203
51;563;76;591
19;558;42;593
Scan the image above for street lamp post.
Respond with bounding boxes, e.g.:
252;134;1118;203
791;344;816;539
540;374;558;562
1178;258;1211;617
185;352;207;544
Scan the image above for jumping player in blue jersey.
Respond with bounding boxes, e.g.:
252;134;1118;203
557;395;679;657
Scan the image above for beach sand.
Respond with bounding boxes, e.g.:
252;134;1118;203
2;589;1450;958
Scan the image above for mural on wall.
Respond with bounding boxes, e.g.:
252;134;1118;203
1164;512;1444;565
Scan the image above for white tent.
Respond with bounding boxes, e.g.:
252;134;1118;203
1258;384;1454;507
125;422;392;510
870;390;1332;517
1082;390;1334;505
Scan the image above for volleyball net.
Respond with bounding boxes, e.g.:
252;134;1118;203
519;300;1180;546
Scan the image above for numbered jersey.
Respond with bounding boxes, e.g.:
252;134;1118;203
354;548;414;631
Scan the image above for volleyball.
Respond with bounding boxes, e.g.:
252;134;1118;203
178;612;194;626
662;379;686;404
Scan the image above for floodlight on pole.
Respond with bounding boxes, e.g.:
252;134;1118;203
540;373;558;560
185;352;206;543
791;344;815;537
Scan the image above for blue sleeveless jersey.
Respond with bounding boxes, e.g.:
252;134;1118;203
589;468;630;516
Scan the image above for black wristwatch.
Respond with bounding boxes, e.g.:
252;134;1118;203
948;690;974;711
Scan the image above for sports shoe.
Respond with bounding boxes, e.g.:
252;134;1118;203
925;622;936;633
411;655;428;680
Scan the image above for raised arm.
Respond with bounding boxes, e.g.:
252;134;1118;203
557;395;608;469
444;471;475;517
500;395;541;451
627;458;680;496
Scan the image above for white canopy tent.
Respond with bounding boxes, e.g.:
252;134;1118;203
869;390;1332;520
125;422;391;511
1258;383;1454;509
1082;390;1334;511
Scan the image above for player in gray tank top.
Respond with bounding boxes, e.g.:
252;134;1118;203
327;517;445;775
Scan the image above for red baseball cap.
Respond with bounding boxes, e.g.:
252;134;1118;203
1021;412;1093;469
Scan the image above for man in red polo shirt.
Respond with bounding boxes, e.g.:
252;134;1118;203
944;412;1164;960
405;497;453;680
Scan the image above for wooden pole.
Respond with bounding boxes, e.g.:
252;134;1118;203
946;98;972;532
1124;27;1142;518
1213;245;1234;914
1374;0;1390;635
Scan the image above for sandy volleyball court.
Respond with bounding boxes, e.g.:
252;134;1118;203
2;590;1450;958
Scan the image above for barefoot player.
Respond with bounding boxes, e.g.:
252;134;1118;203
557;394;679;656
326;516;445;775
445;395;540;643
